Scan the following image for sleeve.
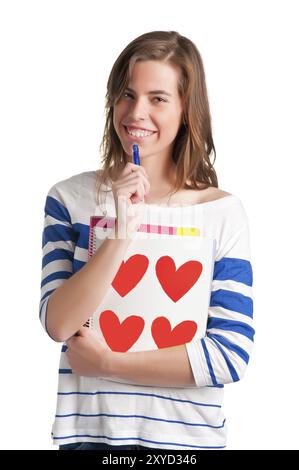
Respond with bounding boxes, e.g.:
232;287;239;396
185;219;255;387
39;184;76;340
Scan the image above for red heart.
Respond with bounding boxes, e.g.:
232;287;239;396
156;256;203;302
112;254;149;297
152;317;197;348
99;310;144;352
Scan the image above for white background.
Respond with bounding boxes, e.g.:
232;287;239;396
0;0;298;450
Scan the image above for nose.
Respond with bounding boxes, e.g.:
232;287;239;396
128;97;148;121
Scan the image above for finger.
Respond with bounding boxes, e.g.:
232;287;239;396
122;162;148;179
119;179;146;202
114;177;147;203
119;171;150;195
133;172;150;195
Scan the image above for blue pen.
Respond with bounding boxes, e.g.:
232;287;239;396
132;144;140;165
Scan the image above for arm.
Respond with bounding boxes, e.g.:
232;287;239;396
106;344;196;387
186;223;255;386
40;186;131;343
47;236;131;342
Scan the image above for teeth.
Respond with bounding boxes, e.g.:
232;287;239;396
126;127;154;137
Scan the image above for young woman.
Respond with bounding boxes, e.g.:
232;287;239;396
40;31;254;450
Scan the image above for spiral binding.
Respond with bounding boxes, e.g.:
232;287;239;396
86;215;100;330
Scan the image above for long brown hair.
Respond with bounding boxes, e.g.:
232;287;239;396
95;30;218;206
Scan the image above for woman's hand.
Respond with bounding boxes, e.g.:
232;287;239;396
111;162;150;239
65;326;111;377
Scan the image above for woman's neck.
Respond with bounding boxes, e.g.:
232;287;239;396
142;160;177;200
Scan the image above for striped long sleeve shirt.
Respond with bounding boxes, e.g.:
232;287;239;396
39;170;254;450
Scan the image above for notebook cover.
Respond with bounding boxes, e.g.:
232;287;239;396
87;215;216;354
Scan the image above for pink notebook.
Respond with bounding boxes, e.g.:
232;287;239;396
86;215;215;358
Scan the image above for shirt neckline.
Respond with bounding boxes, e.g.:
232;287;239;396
144;194;236;209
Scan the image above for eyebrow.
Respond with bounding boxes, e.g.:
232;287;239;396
125;87;172;97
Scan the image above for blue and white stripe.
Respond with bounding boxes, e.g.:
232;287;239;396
186;228;254;387
39;194;76;337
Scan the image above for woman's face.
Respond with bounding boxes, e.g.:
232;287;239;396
113;60;183;161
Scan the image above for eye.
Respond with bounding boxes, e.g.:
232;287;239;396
154;97;167;103
123;92;167;103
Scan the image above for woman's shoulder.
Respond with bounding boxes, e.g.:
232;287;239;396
46;170;98;205
200;187;232;203
49;170;97;190
182;179;231;204
204;188;249;227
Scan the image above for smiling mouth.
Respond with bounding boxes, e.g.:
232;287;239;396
123;125;157;138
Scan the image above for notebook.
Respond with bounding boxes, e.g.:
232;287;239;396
87;215;216;357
